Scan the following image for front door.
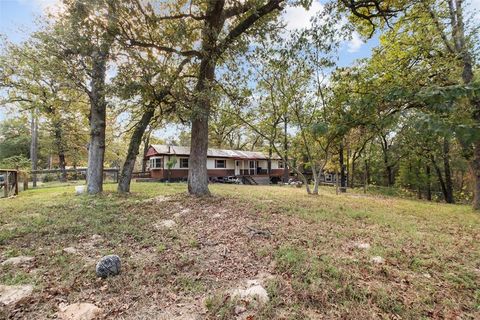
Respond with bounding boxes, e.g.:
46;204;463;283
235;160;240;176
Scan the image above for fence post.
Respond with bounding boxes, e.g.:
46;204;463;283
5;171;9;197
23;172;28;191
335;172;339;195
14;171;18;195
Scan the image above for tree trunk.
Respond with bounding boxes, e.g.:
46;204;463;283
267;146;272;175
365;159;370;185
142;130;151;173
426;165;432;201
118;106;155;193
431;155;449;203
339;143;347;192
472;143;480;209
312;167;324;195
53;122;67;182
311;164;319;195
86;51;108;194
350;158;356;188
448;0;479;209
283;116;289;182
443;138;455;203
187;0;227;196
188;54;216;196
416;166;422;199
30;109;38;187
386;165;394;186
283;116;290;182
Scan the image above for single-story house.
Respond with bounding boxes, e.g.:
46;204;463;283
145;144;286;182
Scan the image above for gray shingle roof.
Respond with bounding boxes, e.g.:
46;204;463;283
150;145;281;160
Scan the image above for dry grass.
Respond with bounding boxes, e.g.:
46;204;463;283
0;182;479;319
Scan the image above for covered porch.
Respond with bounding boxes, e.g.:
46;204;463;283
234;159;269;176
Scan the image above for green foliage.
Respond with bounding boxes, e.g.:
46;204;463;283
166;156;177;170
0;155;31;170
0;117;30;163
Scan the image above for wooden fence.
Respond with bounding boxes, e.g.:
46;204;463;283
30;168;120;183
0;169;19;198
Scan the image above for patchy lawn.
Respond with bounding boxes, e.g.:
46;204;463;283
0;182;479;319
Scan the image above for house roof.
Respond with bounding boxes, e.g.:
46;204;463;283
149;144;281;160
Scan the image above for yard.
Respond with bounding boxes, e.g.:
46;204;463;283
0;182;479;319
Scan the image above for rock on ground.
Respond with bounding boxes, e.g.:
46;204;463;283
353;242;371;250
91;234;102;242
63;247;77;254
371;256;385;264
234;305;247;315
95;255;121;278
232;280;269;304
74;186;85;195
58;303;102;320
155;219;177;229
0;284;33;305
174;208;191;219
1;256;34;266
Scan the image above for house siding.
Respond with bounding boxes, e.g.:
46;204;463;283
145;145;287;180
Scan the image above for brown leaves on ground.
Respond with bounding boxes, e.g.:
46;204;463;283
1;185;479;319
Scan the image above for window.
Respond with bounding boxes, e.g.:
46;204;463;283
249;161;255;168
180;158;189;168
150;157;163;169
215;159;226;168
278;160;284;169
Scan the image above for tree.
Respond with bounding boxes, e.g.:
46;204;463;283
0;117;31;163
113;47;191;193
0;36;89;182
342;0;480;208
44;0;119;193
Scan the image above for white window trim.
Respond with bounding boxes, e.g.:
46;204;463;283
215;159;226;168
150;157;163;169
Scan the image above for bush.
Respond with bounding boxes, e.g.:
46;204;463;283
42;173;56;183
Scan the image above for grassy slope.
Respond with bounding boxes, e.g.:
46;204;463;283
0;182;479;319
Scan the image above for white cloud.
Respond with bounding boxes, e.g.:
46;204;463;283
282;0;323;31
347;32;364;53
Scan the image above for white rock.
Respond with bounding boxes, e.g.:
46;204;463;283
74;186;85;195
1;256;34;266
90;234;102;242
174;208;191;219
58;303;102;320
422;273;432;278
155;219;176;229
0;284;33;305
234;305;246;315
232;285;269;304
353;242;370;250
63;247;77;254
371;256;384;264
